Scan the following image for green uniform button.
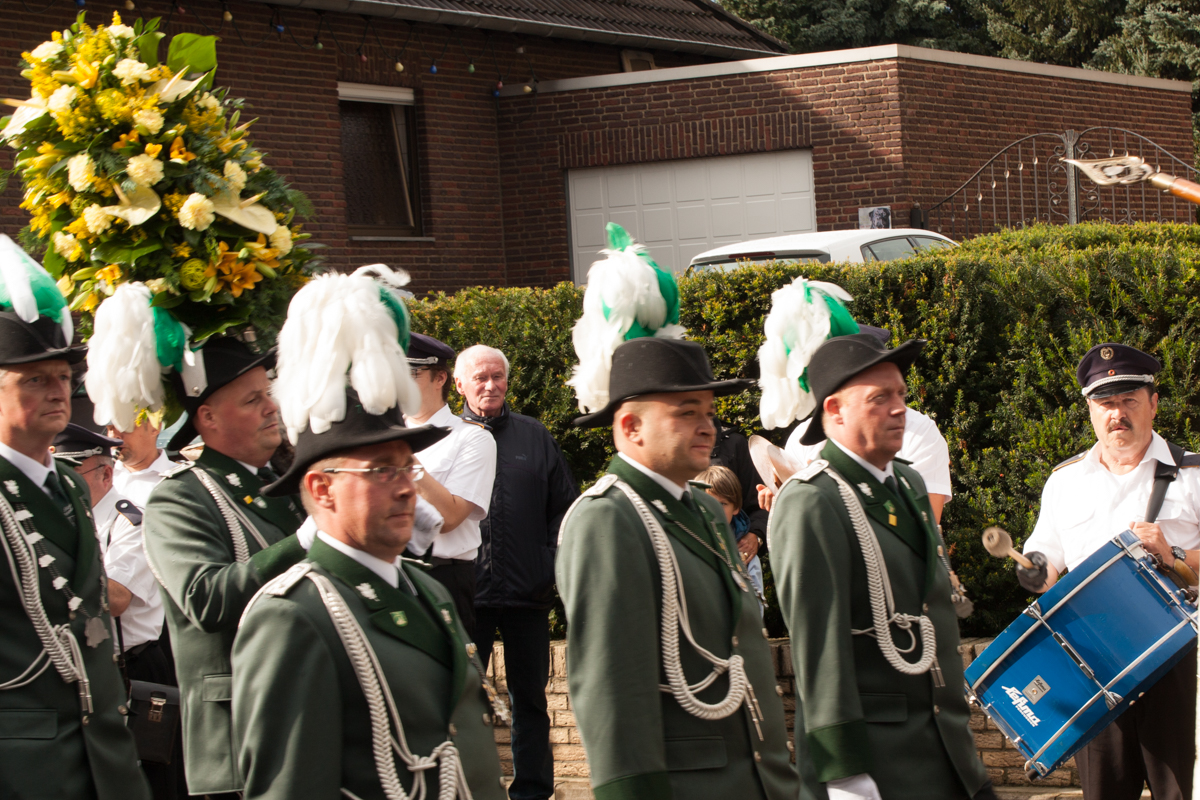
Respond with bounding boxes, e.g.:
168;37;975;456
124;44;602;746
483;713;491;725
754;751;762;763
731;636;739;647
449;723;457;736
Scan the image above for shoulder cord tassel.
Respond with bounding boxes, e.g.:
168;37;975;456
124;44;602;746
191;468;269;563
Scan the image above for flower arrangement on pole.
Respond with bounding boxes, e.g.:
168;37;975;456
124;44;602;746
1;12;318;348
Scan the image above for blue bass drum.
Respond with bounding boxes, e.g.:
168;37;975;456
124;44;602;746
964;530;1198;779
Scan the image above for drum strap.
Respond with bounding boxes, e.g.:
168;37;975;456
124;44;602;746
1145;442;1199;588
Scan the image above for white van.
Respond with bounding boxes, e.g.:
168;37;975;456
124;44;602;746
687;228;956;272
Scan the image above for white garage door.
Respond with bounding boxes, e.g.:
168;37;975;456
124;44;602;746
567;150;815;283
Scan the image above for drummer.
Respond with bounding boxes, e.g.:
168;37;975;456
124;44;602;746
1020;342;1198;800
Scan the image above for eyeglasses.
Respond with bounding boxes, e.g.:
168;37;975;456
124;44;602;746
322;464;425;483
409;367;430;379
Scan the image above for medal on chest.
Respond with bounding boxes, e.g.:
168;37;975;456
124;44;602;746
884;499;898;527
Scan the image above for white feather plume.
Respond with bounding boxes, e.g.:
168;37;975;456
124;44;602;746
86;282;164;431
567;245;686;414
0;234;39;324
273;265;422;443
758;278;854;430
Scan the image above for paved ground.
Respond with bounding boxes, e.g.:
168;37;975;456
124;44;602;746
547;779;1153;799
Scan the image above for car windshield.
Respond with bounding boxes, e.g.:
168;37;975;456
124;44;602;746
689;253;829;273
913;236;954;251
861;237;919;262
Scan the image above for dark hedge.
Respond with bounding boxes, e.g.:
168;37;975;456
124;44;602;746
409;222;1200;638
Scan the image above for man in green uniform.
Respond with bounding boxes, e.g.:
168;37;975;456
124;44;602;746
768;333;994;800
143;336;306;797
0;244;149;800
557;337;803;800
232;265;507;799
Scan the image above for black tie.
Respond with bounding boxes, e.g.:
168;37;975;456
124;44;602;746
680;491;698;514
256;466;278;484
45;472;76;526
884;475;900;497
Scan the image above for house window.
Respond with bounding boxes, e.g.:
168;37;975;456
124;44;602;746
621;50;656;72
337;83;422;238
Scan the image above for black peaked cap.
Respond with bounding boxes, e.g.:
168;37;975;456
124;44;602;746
263;389;450;497
0;312;85;367
1077;343;1160;399
52;423;122;466
798;333;926;446
407;332;455;367
573;338;752;429
167;336;276;451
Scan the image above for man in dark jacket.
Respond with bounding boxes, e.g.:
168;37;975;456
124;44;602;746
711;418;769;566
456;345;579;800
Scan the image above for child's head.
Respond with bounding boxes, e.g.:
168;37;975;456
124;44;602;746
696;465;742;524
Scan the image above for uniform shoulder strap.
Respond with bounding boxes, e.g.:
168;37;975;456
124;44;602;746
1052;452;1087;472
114;498;142;526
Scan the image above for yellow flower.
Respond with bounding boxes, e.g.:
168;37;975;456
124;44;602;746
68;58;100;90
169;136;196;163
144;142;162;158
172;242;193;258
78;292;100;313
207;242;263;297
243;234;279;269
113;130;140;150
96;264;122;285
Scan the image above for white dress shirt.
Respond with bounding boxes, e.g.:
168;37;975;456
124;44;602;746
94;489;164;650
315;530;418;594
405;404;497;561
617;452;691;501
825;437;896;485
786;407;953;497
112;449;175;508
1024;432;1200;572
0;440;58;495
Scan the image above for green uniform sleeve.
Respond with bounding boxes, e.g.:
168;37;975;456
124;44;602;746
772;480;872;782
143;477;298;633
556;495;672;800
232;593;343;800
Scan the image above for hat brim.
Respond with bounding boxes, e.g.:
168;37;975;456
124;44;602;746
798;339;925;446
0;345;87;367
572;377;754;429
166;350;277;451
261;423;450;498
1085;380;1155;400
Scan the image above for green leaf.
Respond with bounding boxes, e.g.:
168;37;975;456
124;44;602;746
41;247;65;278
91;240;164;266
167;33;218;78
150;292;185;309
136;31;165;67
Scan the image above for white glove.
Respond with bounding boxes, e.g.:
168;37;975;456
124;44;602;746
296;515;317;550
405;495;444;556
827;773;882;800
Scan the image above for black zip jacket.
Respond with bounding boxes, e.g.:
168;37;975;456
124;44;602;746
464;404;580;609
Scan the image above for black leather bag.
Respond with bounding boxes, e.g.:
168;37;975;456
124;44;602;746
126;680;181;764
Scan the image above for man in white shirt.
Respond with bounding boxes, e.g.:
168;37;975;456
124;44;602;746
52;423;183;798
403;333;497;633
109;416;175;508
1021;343;1196;800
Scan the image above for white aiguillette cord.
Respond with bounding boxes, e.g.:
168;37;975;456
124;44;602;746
821;467;942;685
609;478;766;739
245;564;474;800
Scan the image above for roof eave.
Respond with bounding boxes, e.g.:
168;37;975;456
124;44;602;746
249;0;783;60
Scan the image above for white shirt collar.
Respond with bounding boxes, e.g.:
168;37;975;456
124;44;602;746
406;403;457;429
317;531;400;588
91;487;117;527
1085;431;1174;472
828;436;895;485
0;439;57;491
236;458;267;475
117;449;172;477
617;452;690;501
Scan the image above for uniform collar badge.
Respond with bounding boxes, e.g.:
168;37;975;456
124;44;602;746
441;608;453;624
900;476;911;491
651;499;668;514
356;582;378;601
226;473;242;488
858;482;873;498
390;610;407;627
4;480;18;496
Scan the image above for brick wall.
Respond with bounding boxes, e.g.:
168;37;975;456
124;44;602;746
498;57;1192;285
0;0;713;295
487;637;1078;798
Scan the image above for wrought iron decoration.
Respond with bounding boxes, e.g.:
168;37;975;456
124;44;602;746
1065;155;1200;206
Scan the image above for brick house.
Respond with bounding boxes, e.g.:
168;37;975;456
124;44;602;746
1;1;1193;293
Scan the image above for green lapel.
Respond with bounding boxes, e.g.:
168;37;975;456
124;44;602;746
58;465;98;591
893;465;943;596
407;564;470;711
308;538;453;669
819;442;927;558
0;456;78;557
607;457;720;572
688;482;746;622
197;448;304;534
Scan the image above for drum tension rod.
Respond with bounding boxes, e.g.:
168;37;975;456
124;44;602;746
1023;604;1123;710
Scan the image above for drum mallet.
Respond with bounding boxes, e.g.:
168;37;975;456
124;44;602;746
982;526;1035;569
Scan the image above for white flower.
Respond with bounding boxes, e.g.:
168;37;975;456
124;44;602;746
108;24;135;39
83;204;112;235
47;84;77;115
223;161;247;193
199;93;220;111
133;109;164;135
29;40;63;62
178;193;215;231
112;58;151;86
126;153;164;187
53;231;81;260
269;226;293;256
67;153;95;192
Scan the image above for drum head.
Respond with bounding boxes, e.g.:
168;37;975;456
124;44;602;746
749;435;803;490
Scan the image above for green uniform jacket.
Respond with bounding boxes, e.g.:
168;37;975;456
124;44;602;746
232;536;506;800
557;456;802;800
143;447;306;794
771;442;988;800
0;457;149;800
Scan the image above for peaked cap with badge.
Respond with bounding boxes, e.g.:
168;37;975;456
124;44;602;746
1077;342;1161;399
758;280;991;798
0;237;149;800
407;331;456;368
233;264;505;800
51;423;122;467
557;224;800;800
